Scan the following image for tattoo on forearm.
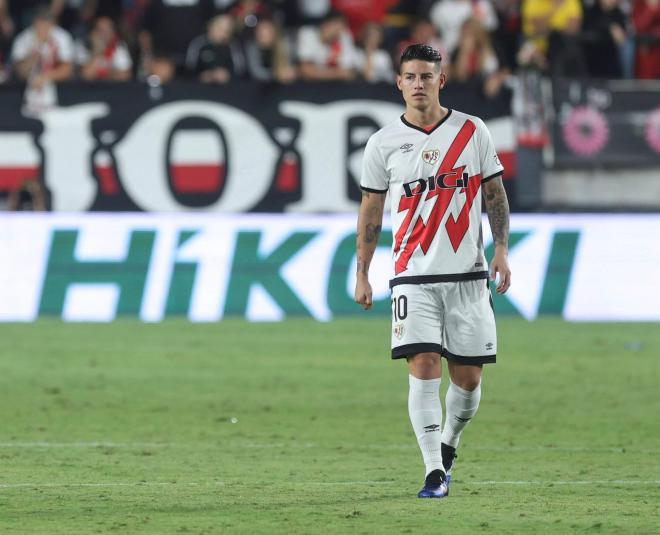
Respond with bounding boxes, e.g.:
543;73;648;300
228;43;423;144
356;191;385;275
364;223;381;244
484;180;510;247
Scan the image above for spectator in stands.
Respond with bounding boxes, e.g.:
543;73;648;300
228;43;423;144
244;16;296;83
395;17;449;70
429;0;498;55
0;0;14;83
632;0;660;78
231;0;271;36
76;15;132;80
11;7;74;110
186;14;244;84
50;0;97;36
451;17;508;97
332;0;398;37
492;0;523;71
9;0;52;32
138;0;213;82
354;21;394;82
297;9;358;81
380;0;419;51
521;0;585;76
295;0;331;24
7;178;48;211
583;0;628;78
121;0;150;35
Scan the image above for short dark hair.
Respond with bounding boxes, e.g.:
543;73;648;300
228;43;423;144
400;44;442;71
321;9;345;25
33;6;55;22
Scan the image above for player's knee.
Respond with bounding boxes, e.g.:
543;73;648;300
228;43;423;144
407;352;441;379
453;376;481;391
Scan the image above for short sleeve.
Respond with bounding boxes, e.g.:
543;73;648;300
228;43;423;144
360;133;388;193
297;27;319;63
74;40;89;65
477;118;504;183
55;29;75;63
10;31;31;62
113;44;133;71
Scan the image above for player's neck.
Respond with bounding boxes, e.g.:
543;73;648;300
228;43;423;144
404;105;448;130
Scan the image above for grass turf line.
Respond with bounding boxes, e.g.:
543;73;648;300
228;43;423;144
0;318;658;534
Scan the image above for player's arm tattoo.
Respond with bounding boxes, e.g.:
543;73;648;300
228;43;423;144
356;190;386;275
365;223;382;243
483;177;510;248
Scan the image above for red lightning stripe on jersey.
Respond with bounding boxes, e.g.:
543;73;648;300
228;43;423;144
394;120;477;275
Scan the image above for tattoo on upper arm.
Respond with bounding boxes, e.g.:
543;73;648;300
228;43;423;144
483;178;510;247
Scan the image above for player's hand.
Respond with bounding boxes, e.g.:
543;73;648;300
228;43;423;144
490;247;511;294
354;275;373;310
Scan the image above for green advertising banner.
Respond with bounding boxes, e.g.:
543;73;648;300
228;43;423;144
1;213;657;322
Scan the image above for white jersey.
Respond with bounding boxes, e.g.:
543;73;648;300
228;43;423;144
360;109;504;286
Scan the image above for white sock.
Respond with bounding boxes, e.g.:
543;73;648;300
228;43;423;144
408;375;444;476
441;381;482;448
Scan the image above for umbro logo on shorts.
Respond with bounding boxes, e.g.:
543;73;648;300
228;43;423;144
400;143;414;153
424;424;441;432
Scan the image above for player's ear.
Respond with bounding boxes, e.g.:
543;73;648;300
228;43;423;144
438;71;447;89
396;74;403;91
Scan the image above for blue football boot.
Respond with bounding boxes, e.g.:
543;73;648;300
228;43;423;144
417;469;448;498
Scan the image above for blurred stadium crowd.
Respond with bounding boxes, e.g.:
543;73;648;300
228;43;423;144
0;0;658;93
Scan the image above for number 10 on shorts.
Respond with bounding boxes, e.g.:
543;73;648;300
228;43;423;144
392;295;408;321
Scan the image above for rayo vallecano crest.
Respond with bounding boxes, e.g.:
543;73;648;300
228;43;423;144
393;323;405;340
422;149;439;165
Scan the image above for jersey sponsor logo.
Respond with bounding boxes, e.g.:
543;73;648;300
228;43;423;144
394;120;479;275
402;171;469;198
400;143;414;153
422;149;439;164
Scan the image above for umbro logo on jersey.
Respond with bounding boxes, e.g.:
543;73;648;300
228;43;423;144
424;424;441;432
400;143;414;153
486;342;494;350
422;149;440;164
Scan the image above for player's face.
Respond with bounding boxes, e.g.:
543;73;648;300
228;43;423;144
397;60;446;111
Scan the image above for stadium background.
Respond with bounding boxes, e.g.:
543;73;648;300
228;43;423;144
0;1;659;534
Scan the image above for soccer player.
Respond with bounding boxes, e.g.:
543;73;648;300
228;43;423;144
354;44;511;498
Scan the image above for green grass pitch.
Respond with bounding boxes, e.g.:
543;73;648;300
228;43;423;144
0;318;658;534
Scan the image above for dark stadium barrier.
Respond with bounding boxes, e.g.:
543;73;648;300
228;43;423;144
550;78;660;169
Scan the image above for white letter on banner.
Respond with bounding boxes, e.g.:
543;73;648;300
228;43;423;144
39;104;109;211
114;101;278;212
280;100;400;212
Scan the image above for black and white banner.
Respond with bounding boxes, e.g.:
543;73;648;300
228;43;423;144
0;81;514;212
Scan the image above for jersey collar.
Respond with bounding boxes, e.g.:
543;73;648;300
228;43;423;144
400;109;453;135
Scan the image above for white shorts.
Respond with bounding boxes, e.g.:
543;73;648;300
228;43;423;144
390;279;497;364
